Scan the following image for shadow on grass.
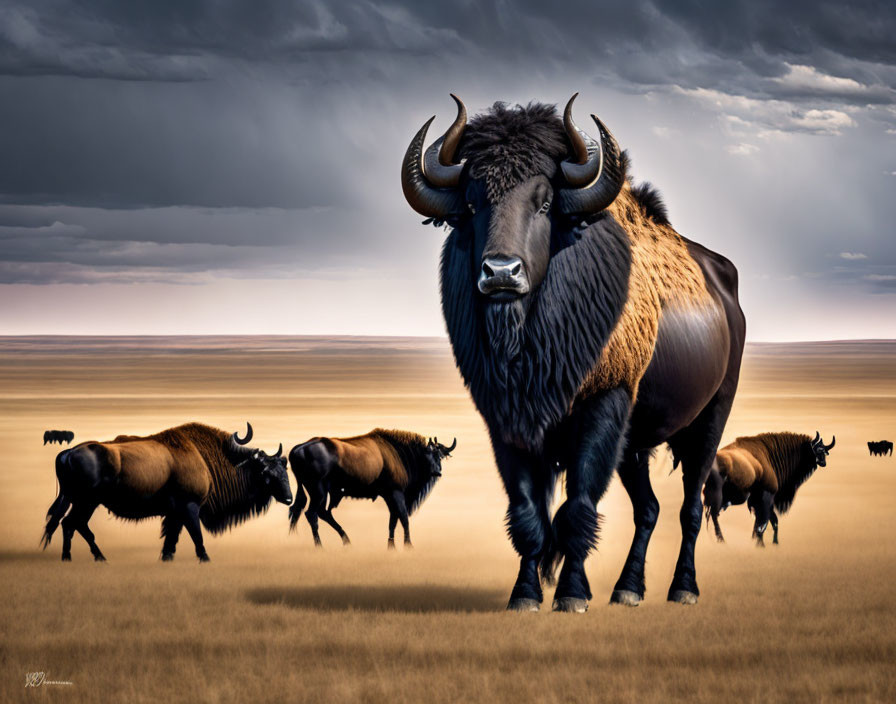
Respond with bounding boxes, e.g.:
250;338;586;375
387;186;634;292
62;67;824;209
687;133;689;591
0;550;59;563
245;584;505;613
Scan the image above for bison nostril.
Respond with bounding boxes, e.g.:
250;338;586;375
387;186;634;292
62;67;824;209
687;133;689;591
510;263;521;276
483;263;495;277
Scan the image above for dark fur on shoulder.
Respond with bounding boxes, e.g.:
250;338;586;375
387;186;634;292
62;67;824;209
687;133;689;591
441;216;631;450
630;182;670;226
371;429;439;515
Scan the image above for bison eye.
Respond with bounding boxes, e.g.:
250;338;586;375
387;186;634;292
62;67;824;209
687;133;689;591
467;202;476;214
537;201;551;214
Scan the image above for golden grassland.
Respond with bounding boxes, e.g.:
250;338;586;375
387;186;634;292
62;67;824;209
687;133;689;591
1;336;895;703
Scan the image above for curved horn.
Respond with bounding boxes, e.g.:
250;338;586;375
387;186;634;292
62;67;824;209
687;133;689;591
560;93;602;187
445;437;457;453
824;436;836;451
401;96;466;219
557;112;625;216
812;431;821;445
422;94;466;188
232;422;253;446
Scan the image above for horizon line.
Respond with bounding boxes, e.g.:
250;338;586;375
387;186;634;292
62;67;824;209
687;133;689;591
1;334;895;345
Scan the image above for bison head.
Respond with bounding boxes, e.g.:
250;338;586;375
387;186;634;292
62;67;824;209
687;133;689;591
809;431;835;468
401;94;625;302
425;436;457;477
229;423;293;505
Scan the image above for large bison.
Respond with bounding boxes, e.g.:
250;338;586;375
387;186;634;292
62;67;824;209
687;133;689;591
42;422;292;562
288;430;455;548
703;431;835;545
401;95;745;611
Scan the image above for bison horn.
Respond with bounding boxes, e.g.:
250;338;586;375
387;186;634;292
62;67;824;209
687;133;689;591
557;97;625;216
232;422;253;446
812;431;821;445
824;436;836;451
560;93;602;186
444;437;457;453
272;443;283;459
401;94;466;219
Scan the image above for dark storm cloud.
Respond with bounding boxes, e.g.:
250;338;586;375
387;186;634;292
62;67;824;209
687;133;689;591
0;0;894;295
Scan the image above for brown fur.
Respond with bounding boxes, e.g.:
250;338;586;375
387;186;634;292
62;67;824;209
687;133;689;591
582;184;714;397
714;432;812;496
88;423;247;516
324;428;426;488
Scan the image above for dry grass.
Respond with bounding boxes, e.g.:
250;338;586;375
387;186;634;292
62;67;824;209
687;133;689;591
1;336;895;703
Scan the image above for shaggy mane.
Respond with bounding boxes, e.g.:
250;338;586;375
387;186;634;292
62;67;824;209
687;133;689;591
459;102;569;202
146;423;272;534
370;429;439;515
737;432;816;513
441;217;631;451
630;182;670;226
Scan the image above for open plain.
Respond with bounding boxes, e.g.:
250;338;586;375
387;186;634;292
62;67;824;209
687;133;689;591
1;336;894;703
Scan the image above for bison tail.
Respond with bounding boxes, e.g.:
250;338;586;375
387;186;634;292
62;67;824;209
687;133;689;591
288;483;308;533
41;491;71;549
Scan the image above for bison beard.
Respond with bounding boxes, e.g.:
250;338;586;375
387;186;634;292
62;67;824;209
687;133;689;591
441;215;631;451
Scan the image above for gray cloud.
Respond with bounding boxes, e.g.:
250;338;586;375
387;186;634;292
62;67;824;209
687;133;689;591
0;0;894;331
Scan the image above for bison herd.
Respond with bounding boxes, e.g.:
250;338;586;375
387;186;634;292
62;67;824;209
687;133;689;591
42;423;454;562
37;94;892;613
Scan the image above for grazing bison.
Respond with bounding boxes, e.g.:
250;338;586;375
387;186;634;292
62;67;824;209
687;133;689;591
43;430;74;445
868;440;893;456
401;95;745;611
288;431;455;548
41;422;292;562
702;431;834;545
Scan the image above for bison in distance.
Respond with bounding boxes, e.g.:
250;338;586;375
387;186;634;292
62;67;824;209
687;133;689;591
289;431;455;549
702;431;835;545
44;430;74;445
868;440;893;456
42;422;292;562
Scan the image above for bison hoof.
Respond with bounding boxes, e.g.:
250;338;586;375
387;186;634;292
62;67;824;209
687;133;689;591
161;552;175;562
341;536;351;547
609;590;641;607
387;539;396;550
61;554;72;562
197;554;210;563
404;541;414;550
669;590;698;605
506;598;540;612
93;554;107;562
552;597;589;613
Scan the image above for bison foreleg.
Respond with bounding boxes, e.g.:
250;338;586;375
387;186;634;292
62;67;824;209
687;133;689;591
180;501;209;562
492;441;555;612
385;490;411;549
552;388;630;613
161;514;183;561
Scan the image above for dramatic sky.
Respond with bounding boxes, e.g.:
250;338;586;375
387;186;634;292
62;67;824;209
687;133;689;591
1;0;894;339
